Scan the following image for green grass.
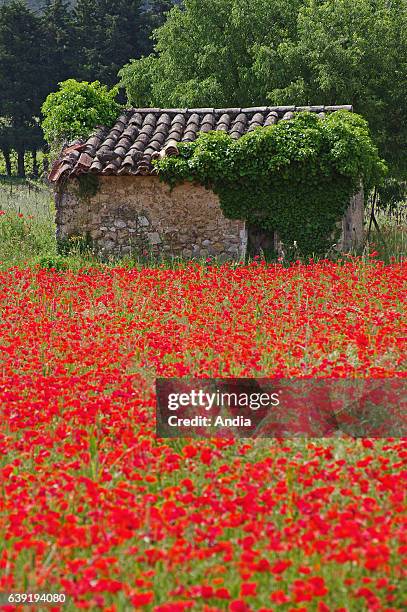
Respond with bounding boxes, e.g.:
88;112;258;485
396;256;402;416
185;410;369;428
364;205;406;263
0;179;57;267
0;179;102;270
0;180;406;269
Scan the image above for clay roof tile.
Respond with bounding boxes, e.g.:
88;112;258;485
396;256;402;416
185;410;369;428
49;105;353;181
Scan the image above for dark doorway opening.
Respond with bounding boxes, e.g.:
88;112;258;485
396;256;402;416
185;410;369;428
247;223;276;259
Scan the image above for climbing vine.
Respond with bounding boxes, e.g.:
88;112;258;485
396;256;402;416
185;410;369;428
154;111;387;257
77;173;100;200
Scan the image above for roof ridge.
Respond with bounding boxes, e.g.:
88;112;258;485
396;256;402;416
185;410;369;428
126;105;353;114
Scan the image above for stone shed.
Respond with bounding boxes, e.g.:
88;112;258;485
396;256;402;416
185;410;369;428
49;105;364;260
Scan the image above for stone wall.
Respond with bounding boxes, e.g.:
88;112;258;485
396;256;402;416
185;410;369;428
338;186;364;252
55;175;247;261
55;176;364;260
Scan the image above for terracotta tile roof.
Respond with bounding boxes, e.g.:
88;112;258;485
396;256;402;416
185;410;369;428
49;105;352;182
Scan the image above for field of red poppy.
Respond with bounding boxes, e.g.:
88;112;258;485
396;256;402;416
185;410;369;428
0;259;406;611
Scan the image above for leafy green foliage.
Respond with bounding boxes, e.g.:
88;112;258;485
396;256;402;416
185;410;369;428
156;111;387;257
0;1;48;123
0;0;49;175
0;0;177;176
266;0;407;181
120;0;406;182
73;0;151;88
41;79;121;146
0;0;73;8
119;0;301;108
77;174;99;199
42;1;78;87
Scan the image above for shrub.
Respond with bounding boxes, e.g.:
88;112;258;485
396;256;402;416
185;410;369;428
41;79;121;147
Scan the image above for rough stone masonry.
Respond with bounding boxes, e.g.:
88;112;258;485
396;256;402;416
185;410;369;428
55;174;363;260
56;175;248;261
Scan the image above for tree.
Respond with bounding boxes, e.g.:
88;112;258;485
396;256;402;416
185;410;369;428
0;0;75;10
0;0;48;175
0;0;45;9
119;0;406;181
41;79;121;147
145;0;180;29
73;0;151;88
259;0;407;181
118;0;303;108
41;0;77;90
0;0;179;176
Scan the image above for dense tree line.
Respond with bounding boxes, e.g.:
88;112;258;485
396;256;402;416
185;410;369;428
120;0;407;188
2;0;405;192
0;0;176;176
